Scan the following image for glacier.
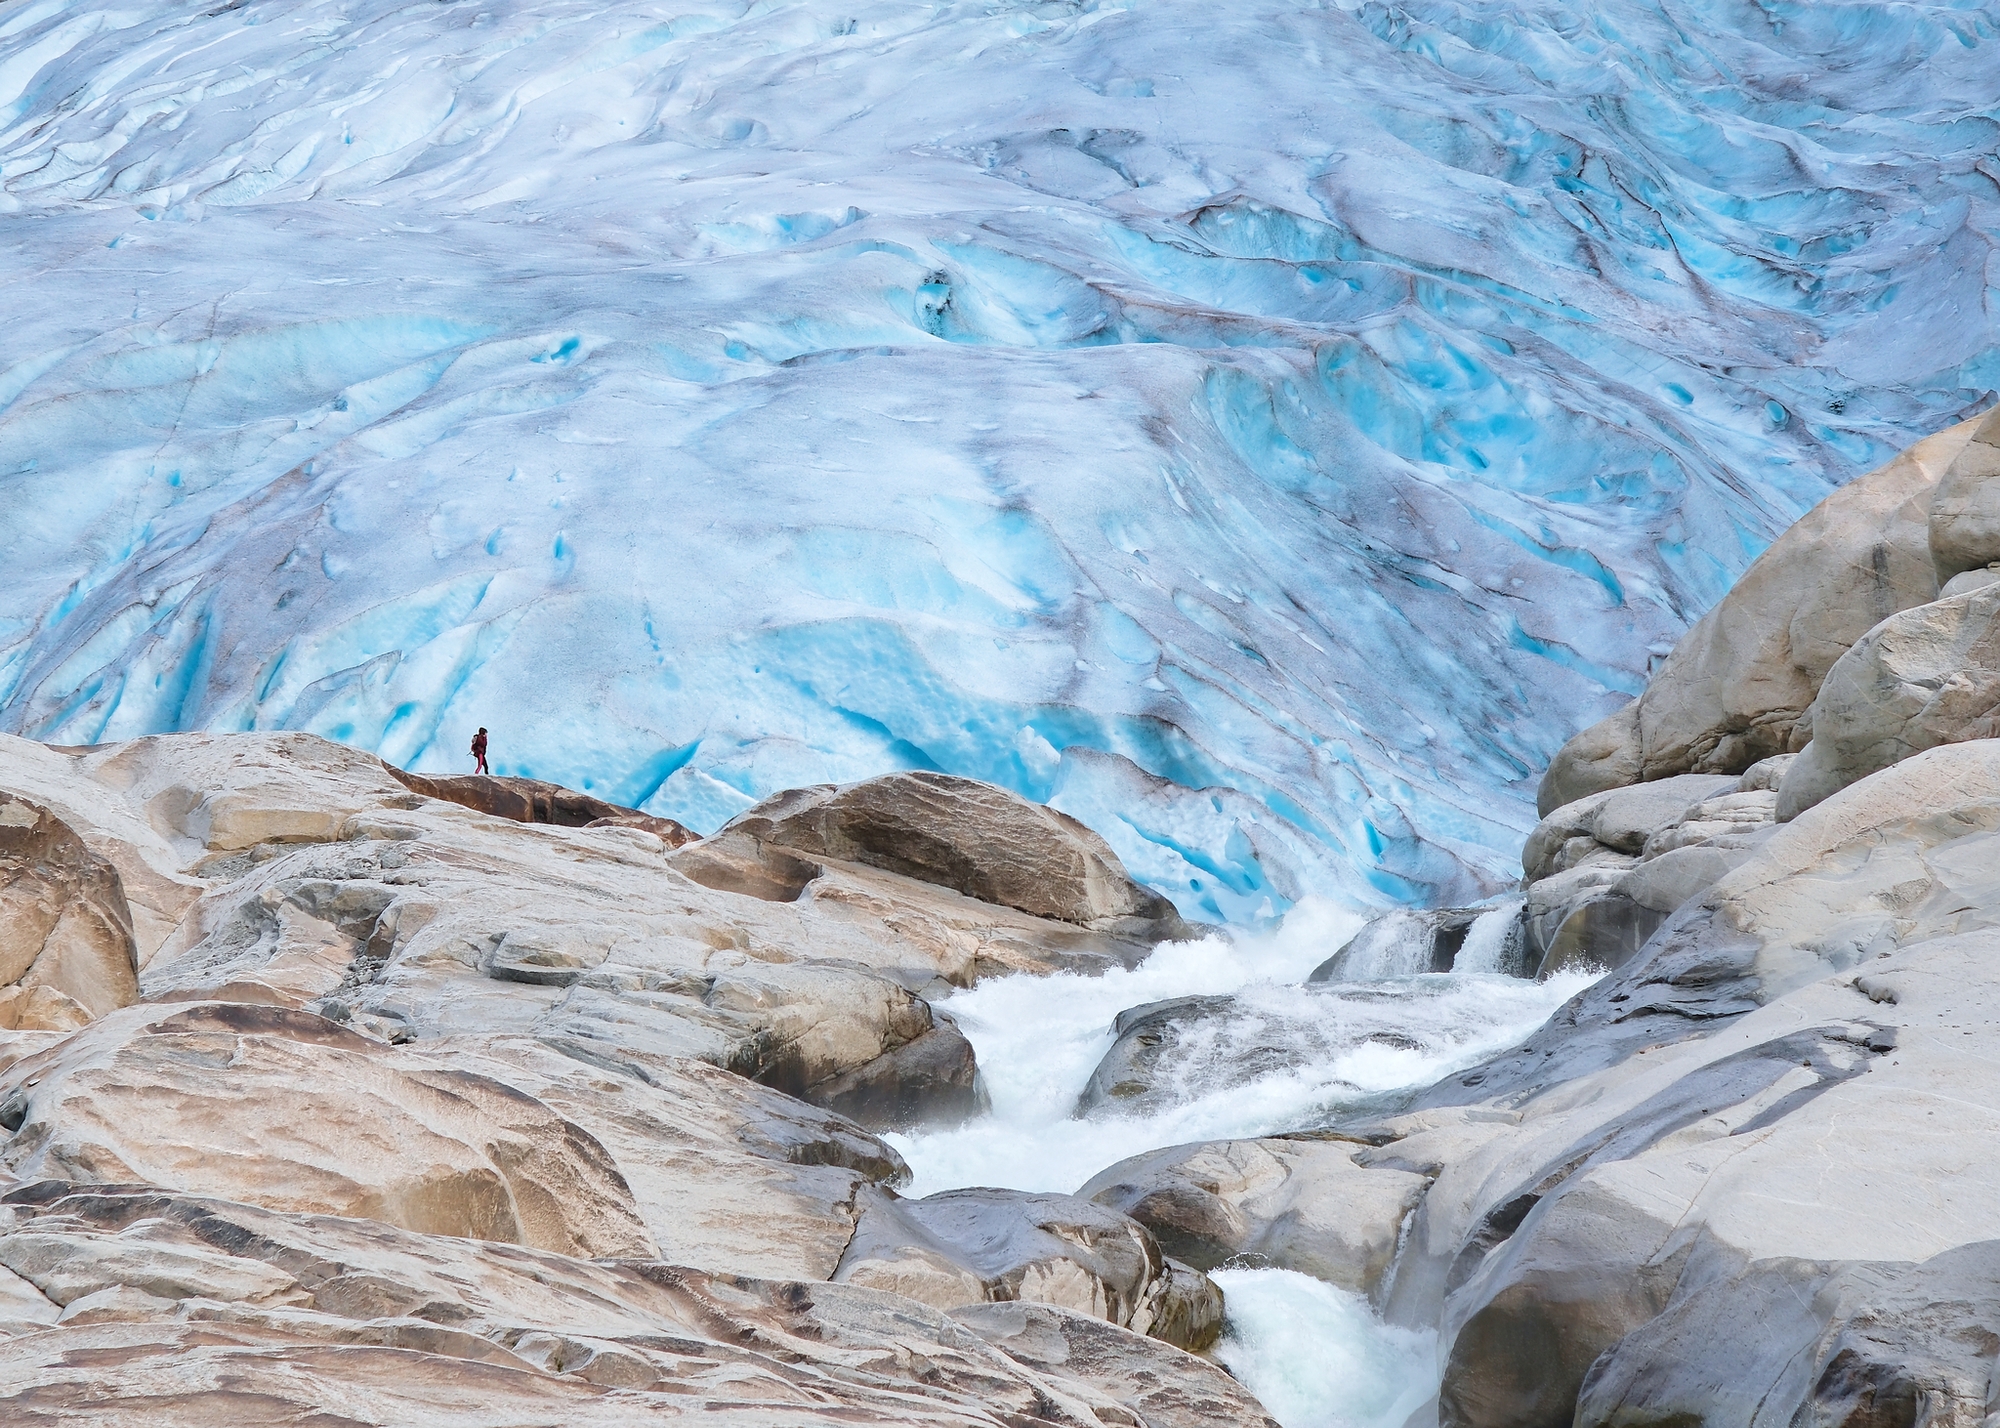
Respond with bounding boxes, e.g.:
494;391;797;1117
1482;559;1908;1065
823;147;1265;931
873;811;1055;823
1;0;1996;922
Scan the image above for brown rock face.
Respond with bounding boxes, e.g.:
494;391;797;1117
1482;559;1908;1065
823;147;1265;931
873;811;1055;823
0;792;139;1019
723;771;1192;937
383;767;696;846
1;1002;657;1260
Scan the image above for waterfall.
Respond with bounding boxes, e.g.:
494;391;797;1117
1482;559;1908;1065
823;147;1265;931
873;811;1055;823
889;897;1599;1425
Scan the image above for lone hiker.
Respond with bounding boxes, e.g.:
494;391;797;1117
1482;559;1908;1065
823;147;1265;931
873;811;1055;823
471;727;490;775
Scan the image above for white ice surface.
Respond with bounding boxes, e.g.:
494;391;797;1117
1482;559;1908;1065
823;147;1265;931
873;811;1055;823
1;0;1996;916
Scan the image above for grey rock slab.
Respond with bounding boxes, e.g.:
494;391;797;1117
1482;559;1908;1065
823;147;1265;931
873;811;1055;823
1539;417;1980;812
1078;1137;1430;1298
1777;582;2000;818
833;1184;1222;1350
1613;843;1750;916
1587;774;1741;854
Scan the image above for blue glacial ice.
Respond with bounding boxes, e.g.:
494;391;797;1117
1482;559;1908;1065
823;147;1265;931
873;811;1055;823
0;0;1996;922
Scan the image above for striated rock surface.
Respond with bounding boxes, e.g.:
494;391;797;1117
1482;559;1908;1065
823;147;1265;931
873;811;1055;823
0;793;138;1020
724;771;1193;940
1539;416;1981;813
835;1185;1224;1351
0;727;1238;1422
384;767;697;845
0;1181;1268;1426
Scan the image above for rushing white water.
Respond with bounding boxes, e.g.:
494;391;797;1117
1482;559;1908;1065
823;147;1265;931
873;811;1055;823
886;897;1598;1425
1212;1268;1439;1428
890;899;1592;1198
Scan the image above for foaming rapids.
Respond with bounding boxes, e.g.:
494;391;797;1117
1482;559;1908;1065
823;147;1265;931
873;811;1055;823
888;897;1600;1428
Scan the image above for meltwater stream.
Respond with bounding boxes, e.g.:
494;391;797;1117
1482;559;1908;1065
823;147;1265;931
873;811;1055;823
888;900;1600;1428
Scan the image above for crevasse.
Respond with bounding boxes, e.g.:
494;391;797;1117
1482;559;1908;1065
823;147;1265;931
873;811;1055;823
0;0;1994;920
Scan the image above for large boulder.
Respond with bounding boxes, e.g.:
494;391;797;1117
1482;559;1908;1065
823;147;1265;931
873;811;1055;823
1927;402;2000;584
0;1002;657;1260
834;1185;1223;1351
1776;582;2000;818
722;771;1192;939
1078;1137;1430;1297
0;791;138;1020
1538;416;1982;814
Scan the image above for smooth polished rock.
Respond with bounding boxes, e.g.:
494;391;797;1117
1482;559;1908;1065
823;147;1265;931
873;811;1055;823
1927;403;2000;584
1079;1137;1430;1298
0;1182;1237;1427
1538;417;1981;813
0;793;138;1018
1777;583;2000;818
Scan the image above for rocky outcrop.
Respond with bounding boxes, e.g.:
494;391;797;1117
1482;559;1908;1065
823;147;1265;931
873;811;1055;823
1357;414;2000;1428
0;727;1236;1420
1074;995;1236;1115
1538;415;1981;813
1079;1137;1430;1297
0;1180;1267;1427
1;1001;659;1260
384;766;696;845
0;791;138;1021
952;1300;1278;1428
1776;581;2000;817
835;1185;1223;1352
723;771;1193;940
1504;764;1784;977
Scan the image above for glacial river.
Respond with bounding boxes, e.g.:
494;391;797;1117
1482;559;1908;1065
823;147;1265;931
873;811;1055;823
889;901;1598;1428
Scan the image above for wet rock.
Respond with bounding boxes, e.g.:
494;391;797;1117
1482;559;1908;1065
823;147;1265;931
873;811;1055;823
1927;403;2000;584
1531;893;1663;979
0;1002;657;1260
1074;996;1240;1115
1539;416;1979;813
1777;582;2000;818
384;766;696;846
0;792;139;1019
723;771;1194;939
1079;1137;1430;1297
834;1185;1222;1350
1308;907;1493;981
